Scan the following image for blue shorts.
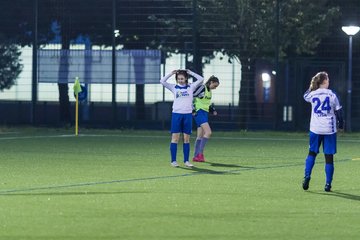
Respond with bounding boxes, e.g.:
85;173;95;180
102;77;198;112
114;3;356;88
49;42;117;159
171;113;192;134
194;109;209;127
309;131;337;154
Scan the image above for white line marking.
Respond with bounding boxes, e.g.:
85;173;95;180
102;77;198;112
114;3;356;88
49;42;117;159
0;133;359;143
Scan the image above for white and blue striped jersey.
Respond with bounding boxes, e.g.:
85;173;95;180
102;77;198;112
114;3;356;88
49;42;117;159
303;88;342;134
193;85;206;98
160;71;204;114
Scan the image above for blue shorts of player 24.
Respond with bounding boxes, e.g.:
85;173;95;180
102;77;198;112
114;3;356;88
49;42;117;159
309;131;337;154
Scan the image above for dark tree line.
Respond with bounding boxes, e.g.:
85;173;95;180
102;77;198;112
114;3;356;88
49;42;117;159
0;0;346;126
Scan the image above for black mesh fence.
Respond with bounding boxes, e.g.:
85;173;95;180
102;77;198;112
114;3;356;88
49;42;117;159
0;0;359;131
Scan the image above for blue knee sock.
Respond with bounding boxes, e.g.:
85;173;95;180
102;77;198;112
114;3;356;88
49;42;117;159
304;155;316;178
325;163;334;184
170;143;177;162
183;143;190;162
194;139;202;156
199;137;209;154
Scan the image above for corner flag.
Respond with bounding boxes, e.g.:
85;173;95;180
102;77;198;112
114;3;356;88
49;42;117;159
73;77;82;136
73;77;82;95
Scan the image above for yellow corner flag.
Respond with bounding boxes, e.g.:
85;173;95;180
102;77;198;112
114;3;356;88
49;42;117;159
73;77;82;136
73;77;82;95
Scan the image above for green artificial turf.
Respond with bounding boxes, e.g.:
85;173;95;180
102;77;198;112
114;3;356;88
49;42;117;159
0;128;359;239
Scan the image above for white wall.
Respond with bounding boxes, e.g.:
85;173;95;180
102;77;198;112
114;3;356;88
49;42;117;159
0;47;241;106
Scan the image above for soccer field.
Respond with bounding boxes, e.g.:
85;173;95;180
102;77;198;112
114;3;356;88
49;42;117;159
0;128;359;239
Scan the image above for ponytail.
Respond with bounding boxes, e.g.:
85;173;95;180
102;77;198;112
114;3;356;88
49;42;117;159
309;72;328;91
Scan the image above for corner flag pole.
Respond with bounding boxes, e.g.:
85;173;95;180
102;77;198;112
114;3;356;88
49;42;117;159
75;93;79;136
73;77;82;136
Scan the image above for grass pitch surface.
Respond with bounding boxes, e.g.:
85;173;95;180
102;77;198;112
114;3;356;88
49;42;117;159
0;128;359;239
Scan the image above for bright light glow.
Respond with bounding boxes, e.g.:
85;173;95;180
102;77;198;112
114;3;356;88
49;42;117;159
342;26;360;36
262;73;271;82
262;72;271;89
271;70;276;75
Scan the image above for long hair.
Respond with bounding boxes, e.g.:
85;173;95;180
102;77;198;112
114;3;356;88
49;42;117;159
309;71;328;91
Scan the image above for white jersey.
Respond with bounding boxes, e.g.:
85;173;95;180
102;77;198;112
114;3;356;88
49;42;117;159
160;71;204;114
303;88;342;135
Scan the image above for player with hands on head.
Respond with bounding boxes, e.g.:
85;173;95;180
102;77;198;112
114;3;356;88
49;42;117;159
192;75;220;162
160;69;204;167
302;71;344;192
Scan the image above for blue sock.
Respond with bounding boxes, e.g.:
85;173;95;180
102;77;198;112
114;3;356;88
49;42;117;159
304;155;316;178
170;143;177;162
183;143;190;162
199;137;209;154
194;138;202;156
325;163;334;184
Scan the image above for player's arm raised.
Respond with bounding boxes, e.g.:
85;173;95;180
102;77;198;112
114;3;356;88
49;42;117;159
160;70;177;90
187;69;204;89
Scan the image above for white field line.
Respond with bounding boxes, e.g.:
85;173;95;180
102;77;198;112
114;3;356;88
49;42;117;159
0;133;359;143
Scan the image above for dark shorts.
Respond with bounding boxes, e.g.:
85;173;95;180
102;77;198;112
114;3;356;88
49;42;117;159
171;113;192;134
309;131;337;154
194;109;209;127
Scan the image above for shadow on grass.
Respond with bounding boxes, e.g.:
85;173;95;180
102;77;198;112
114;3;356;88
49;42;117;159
178;166;233;174
308;190;360;201
204;161;255;169
0;191;147;196
178;161;256;174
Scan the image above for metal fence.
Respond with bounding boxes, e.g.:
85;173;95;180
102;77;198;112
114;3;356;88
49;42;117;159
0;0;360;131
